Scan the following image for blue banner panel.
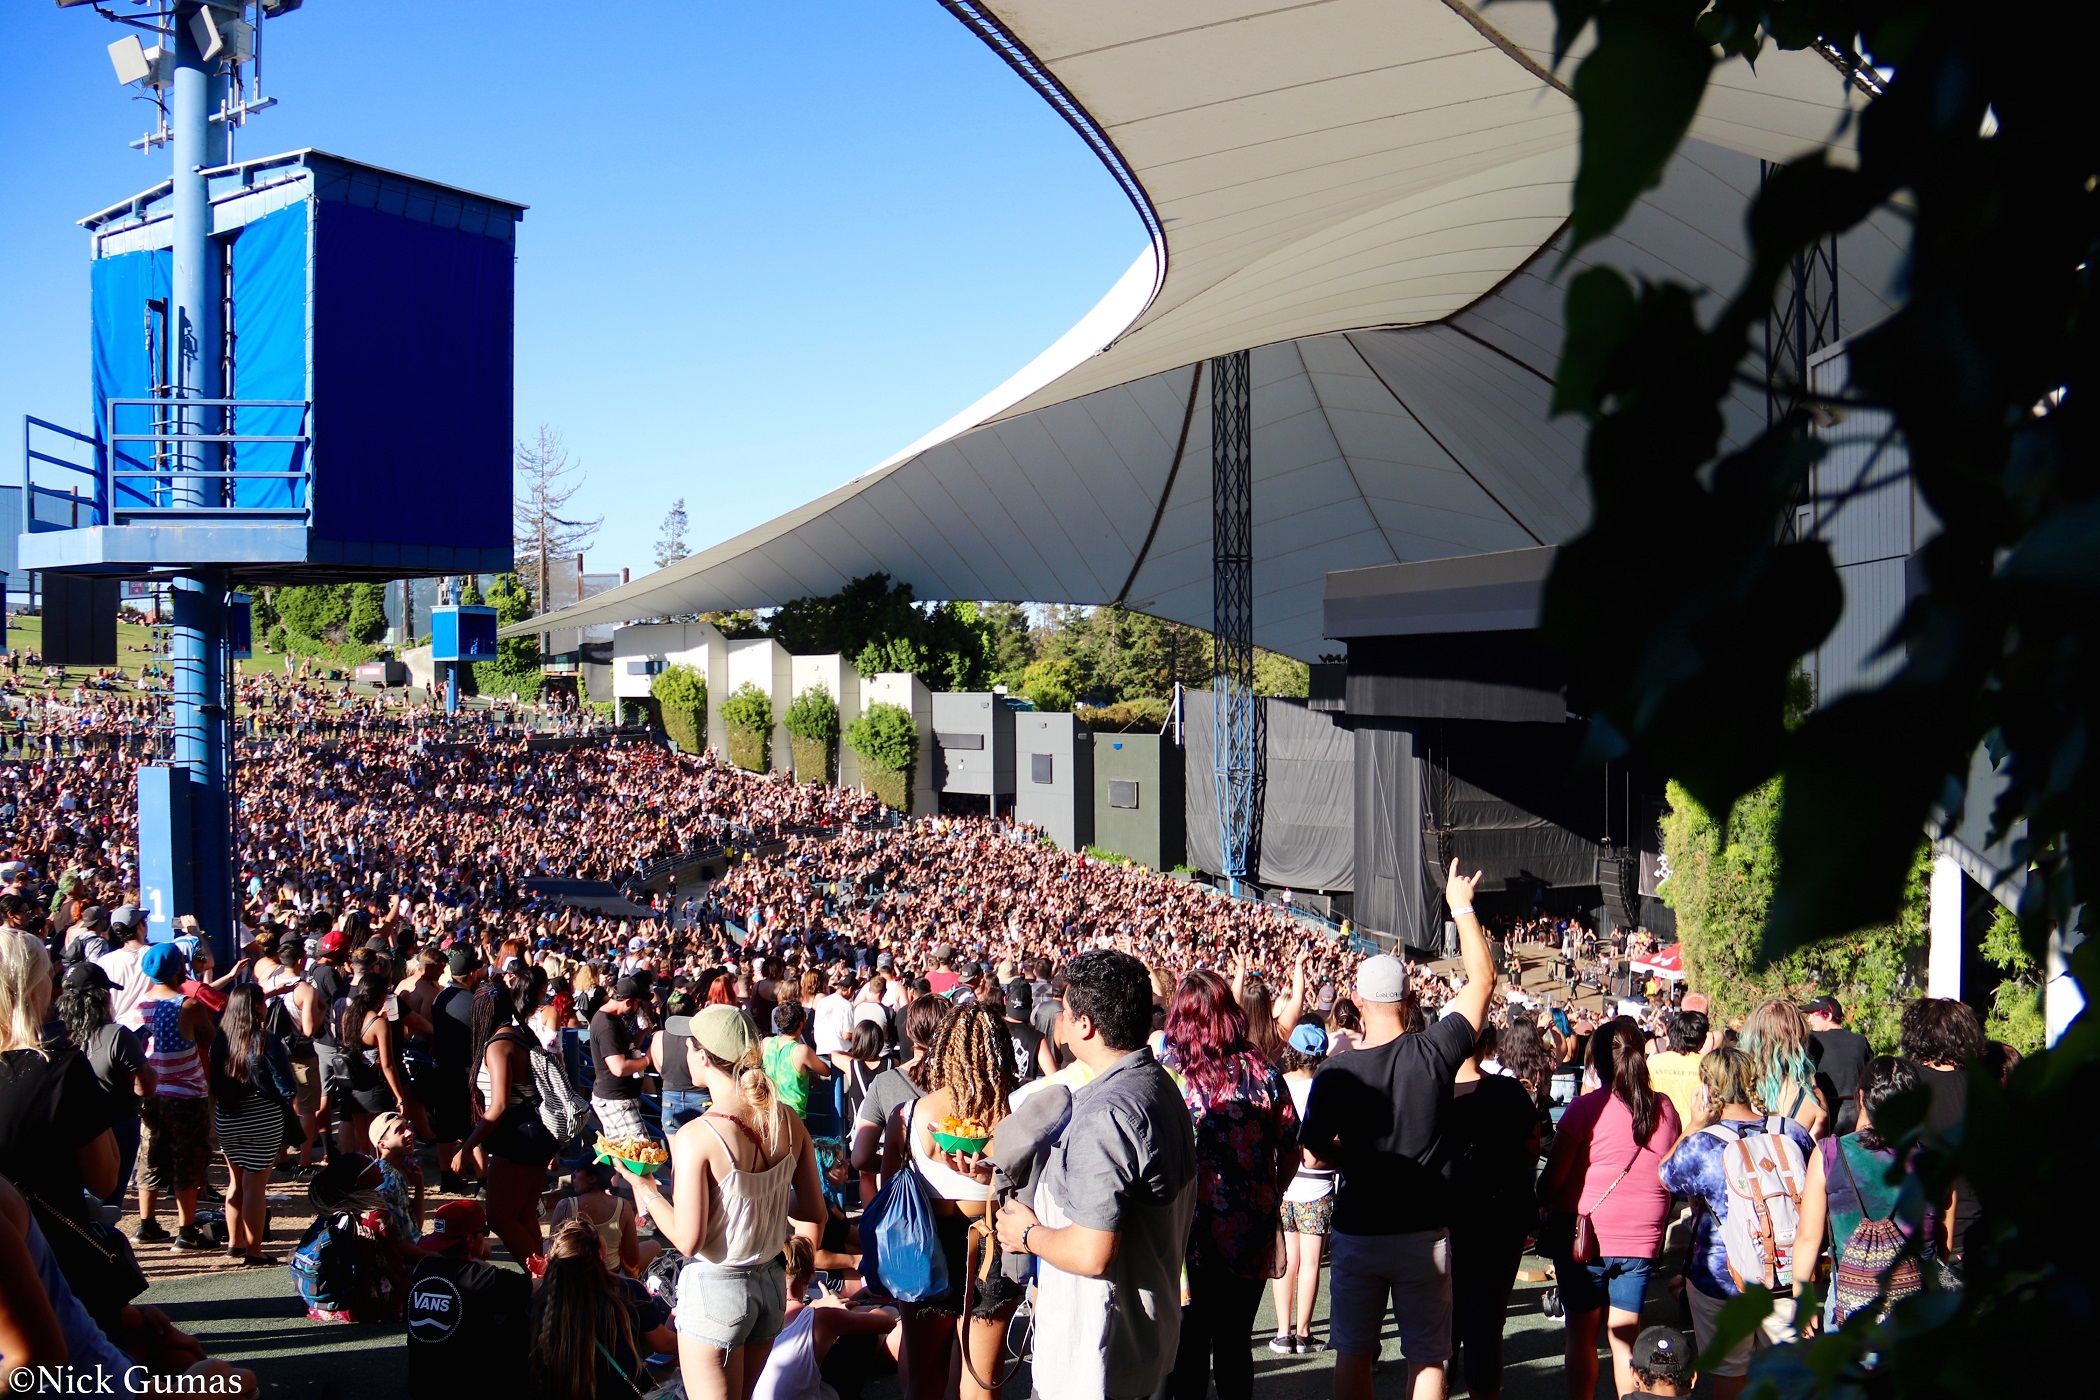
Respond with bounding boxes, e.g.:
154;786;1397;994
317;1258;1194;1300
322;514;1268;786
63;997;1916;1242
311;200;513;551
228;202;309;510
90;248;172;512
137;765;194;944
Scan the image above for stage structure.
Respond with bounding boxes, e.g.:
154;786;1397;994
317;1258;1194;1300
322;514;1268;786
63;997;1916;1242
1211;350;1257;894
28;3;520;957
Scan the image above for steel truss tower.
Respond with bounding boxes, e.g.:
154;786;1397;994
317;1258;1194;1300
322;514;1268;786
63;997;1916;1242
1763;162;1841;549
1211;350;1258;892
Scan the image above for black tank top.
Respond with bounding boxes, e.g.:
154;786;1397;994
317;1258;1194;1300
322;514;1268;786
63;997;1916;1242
657;1029;696;1095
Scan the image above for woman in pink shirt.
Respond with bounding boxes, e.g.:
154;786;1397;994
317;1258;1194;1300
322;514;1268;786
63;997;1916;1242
1539;1018;1682;1400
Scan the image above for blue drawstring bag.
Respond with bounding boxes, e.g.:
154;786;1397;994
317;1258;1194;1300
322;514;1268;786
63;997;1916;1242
861;1164;948;1303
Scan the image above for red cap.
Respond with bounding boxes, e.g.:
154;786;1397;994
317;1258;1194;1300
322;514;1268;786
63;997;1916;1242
430;1200;487;1245
320;930;347;954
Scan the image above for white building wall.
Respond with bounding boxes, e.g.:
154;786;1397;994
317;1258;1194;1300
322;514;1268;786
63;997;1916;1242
859;671;936;814
789;654;860;788
725;637;794;772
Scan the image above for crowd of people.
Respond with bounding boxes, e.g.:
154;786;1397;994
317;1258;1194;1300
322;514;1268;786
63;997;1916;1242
0;684;1999;1400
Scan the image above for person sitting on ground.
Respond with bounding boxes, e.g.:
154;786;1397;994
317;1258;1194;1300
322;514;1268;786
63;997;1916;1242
752;1234;902;1400
405;1200;530;1400
1626;1325;1695;1398
370;1110;427;1242
527;1217;677;1400
547;1160;651;1277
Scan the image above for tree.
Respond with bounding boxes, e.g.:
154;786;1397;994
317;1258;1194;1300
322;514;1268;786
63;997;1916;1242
1536;2;2100;1392
471;573;542;701
1253;649;1310;699
784;684;841;784
1019;658;1078;713
845;700;919;812
1660;777;1927;1053
512;425;602;648
978;602;1036;689
720;681;774;772
698;610;767;639
458;574;483;607
651;663;707;755
655;498;690;570
345;583;389;646
274;584;348;642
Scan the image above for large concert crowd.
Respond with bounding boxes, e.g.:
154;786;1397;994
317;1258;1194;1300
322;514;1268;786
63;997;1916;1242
0;679;2000;1400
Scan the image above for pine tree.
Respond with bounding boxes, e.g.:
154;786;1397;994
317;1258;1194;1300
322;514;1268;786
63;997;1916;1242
512;425;602;649
655;498;690;570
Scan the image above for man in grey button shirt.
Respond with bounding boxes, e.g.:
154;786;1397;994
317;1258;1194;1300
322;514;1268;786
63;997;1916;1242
997;950;1195;1400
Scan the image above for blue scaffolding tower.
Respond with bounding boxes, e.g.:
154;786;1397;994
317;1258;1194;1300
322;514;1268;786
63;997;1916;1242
27;4;521;961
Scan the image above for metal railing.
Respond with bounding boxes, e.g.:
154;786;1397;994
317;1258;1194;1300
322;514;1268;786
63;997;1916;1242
105;397;310;519
21;398;315;533
23;417;105;531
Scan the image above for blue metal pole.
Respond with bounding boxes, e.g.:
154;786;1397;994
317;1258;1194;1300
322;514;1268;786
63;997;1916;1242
170;4;226;510
163;8;235;962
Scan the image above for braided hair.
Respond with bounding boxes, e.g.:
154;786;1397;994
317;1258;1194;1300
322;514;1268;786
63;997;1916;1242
924;1000;1016;1127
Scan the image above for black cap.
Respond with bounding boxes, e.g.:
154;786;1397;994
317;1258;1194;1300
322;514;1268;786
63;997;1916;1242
1631;1326;1693;1380
1802;995;1842;1018
613;975;646;1000
446;946;481;978
64;960;115;993
1003;979;1033;1020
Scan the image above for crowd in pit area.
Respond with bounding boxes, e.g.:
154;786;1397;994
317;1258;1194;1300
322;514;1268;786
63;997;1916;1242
0;683;2014;1400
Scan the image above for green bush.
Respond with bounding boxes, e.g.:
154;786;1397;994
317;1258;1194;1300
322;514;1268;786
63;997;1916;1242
721;681;774;771
845;701;918;811
1019;658;1078;713
1085;846;1132;865
346;583;389;645
1075;696;1170;733
652;664;708;754
784;684;839;783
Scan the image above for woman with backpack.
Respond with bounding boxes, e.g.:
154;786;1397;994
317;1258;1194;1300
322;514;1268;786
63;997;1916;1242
1792;1056;1946;1329
1539;1017;1681;1400
1739;1000;1830;1139
210;984;300;1265
1657;1046;1816;1400
454;985;556;1268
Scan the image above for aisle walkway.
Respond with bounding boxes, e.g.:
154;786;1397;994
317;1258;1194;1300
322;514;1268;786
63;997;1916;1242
149;1244;1606;1400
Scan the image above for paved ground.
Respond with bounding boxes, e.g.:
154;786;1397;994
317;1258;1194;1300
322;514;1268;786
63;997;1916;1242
144;1231;1601;1400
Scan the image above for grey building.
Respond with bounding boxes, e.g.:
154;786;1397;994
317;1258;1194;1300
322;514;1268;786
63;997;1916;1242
1093;732;1184;870
931;691;1017;814
1013;712;1094;851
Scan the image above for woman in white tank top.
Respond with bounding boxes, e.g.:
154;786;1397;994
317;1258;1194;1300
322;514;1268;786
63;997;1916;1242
615;1005;824;1400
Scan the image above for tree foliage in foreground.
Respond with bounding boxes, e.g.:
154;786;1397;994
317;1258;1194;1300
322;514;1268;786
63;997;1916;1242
1537;0;2098;1393
1661;776;1928;1053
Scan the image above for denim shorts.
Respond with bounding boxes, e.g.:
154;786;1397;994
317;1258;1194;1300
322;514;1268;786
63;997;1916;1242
1328;1228;1452;1361
1556;1254;1653;1315
675;1256;787;1350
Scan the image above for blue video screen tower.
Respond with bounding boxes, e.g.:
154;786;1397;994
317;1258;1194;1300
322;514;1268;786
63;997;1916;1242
430;605;499;662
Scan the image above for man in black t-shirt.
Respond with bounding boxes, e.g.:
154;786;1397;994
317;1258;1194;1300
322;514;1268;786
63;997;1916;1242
1805;996;1871;1136
431;948;484;1191
406;1201;528;1400
1004;979;1044;1082
590;976;652;1142
1302;860;1495;1400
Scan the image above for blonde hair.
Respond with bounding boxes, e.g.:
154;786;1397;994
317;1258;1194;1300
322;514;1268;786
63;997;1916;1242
0;930;53;1056
1698;1045;1761;1109
1739;999;1819;1115
699;1034;794;1160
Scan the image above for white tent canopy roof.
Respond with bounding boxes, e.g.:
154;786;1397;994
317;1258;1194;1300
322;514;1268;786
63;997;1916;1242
511;0;1900;660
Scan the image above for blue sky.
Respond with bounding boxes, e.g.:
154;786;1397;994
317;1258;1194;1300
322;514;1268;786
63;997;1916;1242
0;1;1145;578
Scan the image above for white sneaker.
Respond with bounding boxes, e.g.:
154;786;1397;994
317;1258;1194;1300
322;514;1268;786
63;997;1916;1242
1268;1334;1294;1355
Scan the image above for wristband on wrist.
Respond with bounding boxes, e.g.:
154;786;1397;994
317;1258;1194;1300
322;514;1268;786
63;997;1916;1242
1021;1223;1039;1255
1450;905;1474;919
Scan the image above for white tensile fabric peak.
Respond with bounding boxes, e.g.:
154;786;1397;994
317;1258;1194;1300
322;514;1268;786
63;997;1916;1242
507;0;1898;661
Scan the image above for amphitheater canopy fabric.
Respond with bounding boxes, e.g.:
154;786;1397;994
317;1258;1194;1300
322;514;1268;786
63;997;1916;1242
511;1;1905;660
